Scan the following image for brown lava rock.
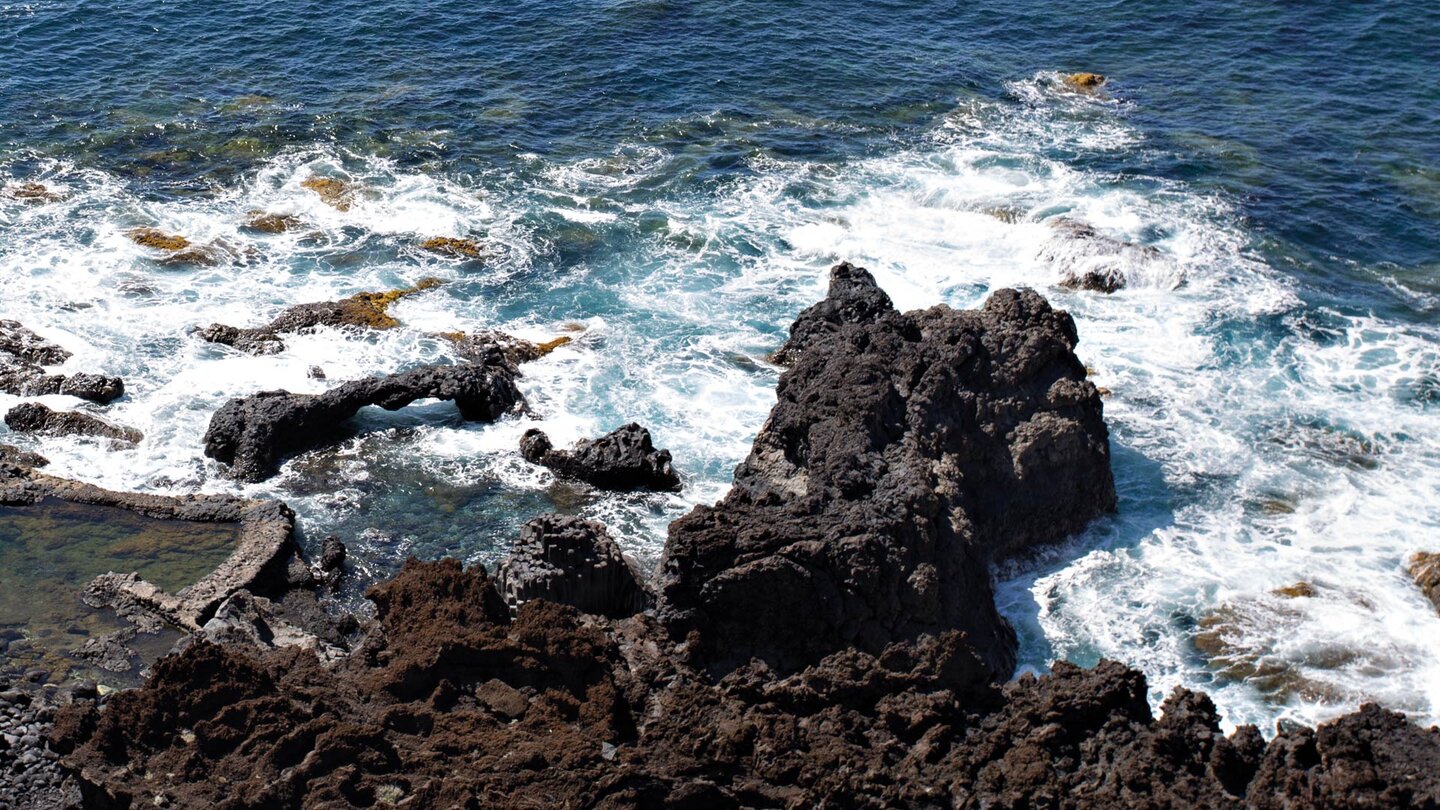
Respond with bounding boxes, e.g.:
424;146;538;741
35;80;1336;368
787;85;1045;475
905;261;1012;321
301;177;352;211
419;236;485;258
243;211;304;233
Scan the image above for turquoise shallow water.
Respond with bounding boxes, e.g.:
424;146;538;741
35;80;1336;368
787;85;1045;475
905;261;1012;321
2;1;1439;730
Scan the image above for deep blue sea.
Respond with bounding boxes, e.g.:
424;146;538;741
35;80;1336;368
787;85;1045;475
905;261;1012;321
2;0;1439;730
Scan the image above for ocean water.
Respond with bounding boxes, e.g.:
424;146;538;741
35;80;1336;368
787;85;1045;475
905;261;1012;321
2;1;1439;731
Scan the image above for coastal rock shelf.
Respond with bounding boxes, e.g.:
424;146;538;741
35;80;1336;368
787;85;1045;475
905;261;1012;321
45;267;1440;808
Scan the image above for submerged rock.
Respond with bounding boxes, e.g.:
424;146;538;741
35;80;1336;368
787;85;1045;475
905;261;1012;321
520;423;681;492
3;402;141;445
1409;551;1440;615
242;210;304;233
658;262;1116;678
197;277;445;353
419;236;485;258
495;514;648;618
2;181;65;203
1043;217;1162;294
301;176;352;211
202;358;524;482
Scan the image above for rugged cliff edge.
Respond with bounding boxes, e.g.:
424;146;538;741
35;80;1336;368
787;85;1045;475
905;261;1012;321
49;266;1440;808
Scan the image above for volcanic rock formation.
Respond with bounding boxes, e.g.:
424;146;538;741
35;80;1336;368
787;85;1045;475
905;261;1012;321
658;262;1115;678
495;514;649;618
203;356;523;482
0;320;126;404
46;266;1440;808
521;423;681;492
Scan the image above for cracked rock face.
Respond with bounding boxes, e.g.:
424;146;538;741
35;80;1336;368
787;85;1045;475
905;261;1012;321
202;357;524;482
520;423;681;492
655;263;1116;678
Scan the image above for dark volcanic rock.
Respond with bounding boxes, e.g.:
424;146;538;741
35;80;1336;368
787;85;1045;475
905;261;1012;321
203;358;523;482
0;443;48;468
0;363;124;404
656;263;1115;678
46;265;1440;808
0;320;71;366
52;559;1440;809
197;277;444;354
520;423;681;492
4;402;141;445
495;515;649;618
445;329;574;366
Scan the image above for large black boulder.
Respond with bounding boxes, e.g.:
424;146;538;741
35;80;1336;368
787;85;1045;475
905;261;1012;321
494;514;648;619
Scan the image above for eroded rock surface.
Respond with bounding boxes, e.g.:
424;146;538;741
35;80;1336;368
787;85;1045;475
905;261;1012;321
495;515;649;618
521;423;681;492
1409;551;1440;615
0;321;125;405
203;358;523;481
658;263;1115;677
197;277;444;354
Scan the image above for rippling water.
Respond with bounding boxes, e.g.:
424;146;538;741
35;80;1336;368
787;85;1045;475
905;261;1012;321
2;0;1438;730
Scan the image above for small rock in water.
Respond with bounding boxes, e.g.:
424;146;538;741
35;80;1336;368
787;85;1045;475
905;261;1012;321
1063;71;1106;90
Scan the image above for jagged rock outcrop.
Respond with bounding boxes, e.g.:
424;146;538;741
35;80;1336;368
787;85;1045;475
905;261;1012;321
197;277;444;354
657;263;1115;678
3;402;142;445
495;515;649;618
1041;218;1163;294
203;357;523;481
521;423;681;492
0;320;72;365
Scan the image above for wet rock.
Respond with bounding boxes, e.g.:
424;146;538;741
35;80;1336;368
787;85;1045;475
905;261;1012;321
0;320;71;366
242;211;303;233
126;227;192;252
301;176;352;211
1273;581;1317;599
520;423;681;492
0;362;124;404
307;365;327;380
2;181;65;203
444;330;574;365
657;263;1115;678
1408;551;1440;615
3;402;142;445
197;277;445;353
419;236;485;258
495;515;649;618
203;358;524;482
1042;217;1162;294
0;443;48;468
319;535;347;572
1063;71;1106;90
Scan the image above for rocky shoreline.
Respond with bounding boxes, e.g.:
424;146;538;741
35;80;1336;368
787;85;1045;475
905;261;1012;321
4;265;1438;807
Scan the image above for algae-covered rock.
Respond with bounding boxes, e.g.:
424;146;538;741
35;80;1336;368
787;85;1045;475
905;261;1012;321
126;227;191;252
1063;72;1107;90
3;182;65;203
301;176;352;211
444;330;573;365
197;277;446;353
419;236;485;258
243;211;304;234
